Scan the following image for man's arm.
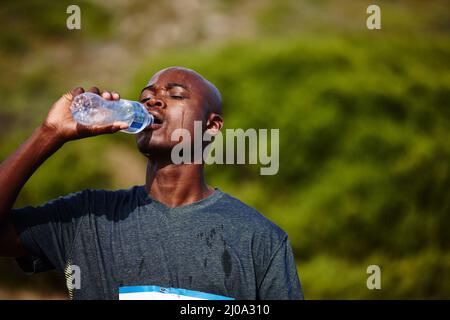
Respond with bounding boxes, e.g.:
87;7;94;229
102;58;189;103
0;125;64;257
0;87;128;257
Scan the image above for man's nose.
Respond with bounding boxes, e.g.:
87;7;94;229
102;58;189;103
145;98;166;109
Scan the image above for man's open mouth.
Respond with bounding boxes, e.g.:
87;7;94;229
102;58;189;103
145;111;164;131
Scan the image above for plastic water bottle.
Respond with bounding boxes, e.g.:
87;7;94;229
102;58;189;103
70;92;154;134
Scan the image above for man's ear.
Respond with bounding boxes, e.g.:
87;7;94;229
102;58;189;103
205;113;223;136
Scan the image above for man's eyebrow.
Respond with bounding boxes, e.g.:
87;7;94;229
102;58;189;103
140;83;189;95
166;82;189;91
140;84;155;94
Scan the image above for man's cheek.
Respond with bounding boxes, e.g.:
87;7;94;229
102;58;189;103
173;107;197;130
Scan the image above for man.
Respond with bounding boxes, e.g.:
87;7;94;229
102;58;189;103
0;67;303;300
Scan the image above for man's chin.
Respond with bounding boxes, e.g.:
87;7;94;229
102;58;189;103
136;141;176;159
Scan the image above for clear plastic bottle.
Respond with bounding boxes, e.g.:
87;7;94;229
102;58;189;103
70;92;153;134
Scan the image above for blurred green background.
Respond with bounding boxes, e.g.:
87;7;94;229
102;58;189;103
0;0;449;299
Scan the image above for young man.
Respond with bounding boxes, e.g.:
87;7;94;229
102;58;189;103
0;67;303;300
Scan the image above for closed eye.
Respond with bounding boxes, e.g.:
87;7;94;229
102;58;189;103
140;97;151;103
171;95;184;100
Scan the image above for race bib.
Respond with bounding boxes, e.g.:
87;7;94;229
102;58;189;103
119;285;234;300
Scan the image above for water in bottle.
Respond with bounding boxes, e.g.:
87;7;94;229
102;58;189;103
70;92;154;134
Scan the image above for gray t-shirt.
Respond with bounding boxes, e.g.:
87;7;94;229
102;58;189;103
12;186;303;300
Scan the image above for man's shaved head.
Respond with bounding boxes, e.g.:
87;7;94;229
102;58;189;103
146;66;222;116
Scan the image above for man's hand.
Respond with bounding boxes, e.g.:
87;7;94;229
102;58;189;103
42;87;129;144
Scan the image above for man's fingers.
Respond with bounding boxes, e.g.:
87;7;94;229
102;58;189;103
70;87;85;97
111;91;120;100
101;91;112;100
77;122;129;136
93;122;129;134
112;121;129;129
88;87;101;95
63;87;84;102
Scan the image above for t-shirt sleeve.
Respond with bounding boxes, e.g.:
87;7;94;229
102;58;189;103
11;190;90;274
257;236;304;300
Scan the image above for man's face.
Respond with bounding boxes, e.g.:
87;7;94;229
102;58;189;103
136;68;211;157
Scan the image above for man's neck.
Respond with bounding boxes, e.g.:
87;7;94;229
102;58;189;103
144;158;214;208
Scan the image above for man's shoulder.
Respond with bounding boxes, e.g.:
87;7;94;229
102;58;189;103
64;185;144;213
79;185;143;199
216;190;287;239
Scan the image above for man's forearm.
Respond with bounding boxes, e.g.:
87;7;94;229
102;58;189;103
0;125;63;222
